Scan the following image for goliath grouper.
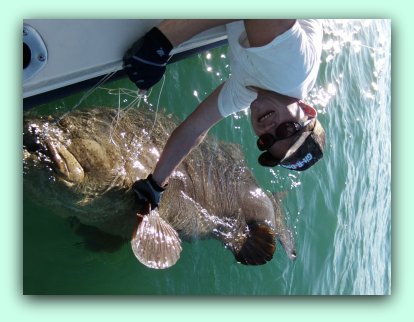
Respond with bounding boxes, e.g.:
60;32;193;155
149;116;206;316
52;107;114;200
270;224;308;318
23;107;296;265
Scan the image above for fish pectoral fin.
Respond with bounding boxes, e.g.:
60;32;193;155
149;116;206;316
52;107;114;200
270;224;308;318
233;221;276;266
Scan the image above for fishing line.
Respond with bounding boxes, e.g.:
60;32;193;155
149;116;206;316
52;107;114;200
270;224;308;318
50;65;166;148
107;86;150;144
149;74;166;133
72;70;118;111
53;69;119;126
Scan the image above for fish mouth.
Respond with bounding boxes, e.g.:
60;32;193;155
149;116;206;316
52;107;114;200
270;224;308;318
23;120;84;185
43;139;85;186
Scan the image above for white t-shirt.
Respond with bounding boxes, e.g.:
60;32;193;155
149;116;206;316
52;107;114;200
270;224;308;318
218;20;323;117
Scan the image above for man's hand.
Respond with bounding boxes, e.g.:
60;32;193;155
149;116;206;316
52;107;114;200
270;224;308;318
123;27;173;90
132;174;167;210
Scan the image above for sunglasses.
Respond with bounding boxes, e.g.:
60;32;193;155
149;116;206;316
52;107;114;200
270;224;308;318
257;120;311;151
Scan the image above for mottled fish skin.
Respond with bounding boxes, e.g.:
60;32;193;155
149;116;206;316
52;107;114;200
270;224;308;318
23;107;296;264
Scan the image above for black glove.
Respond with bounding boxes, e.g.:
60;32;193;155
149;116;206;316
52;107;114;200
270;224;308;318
123;27;173;90
132;174;167;210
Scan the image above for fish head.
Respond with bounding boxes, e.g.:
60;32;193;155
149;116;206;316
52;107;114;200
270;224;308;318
23;114;91;218
22;108;169;238
23;110;136;191
23;113;140;221
23;115;85;187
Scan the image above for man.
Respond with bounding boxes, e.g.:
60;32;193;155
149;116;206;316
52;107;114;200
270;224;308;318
123;19;325;209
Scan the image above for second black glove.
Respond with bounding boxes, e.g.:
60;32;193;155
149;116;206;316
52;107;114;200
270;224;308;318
132;174;167;210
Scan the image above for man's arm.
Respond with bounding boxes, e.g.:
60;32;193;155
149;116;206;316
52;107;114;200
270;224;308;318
158;20;238;47
158;19;296;48
151;84;224;187
244;19;296;47
140;19;297;188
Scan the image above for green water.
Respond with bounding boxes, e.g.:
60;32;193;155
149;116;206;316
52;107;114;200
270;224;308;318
23;20;391;295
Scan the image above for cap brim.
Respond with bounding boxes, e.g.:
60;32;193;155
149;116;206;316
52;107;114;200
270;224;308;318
280;130;313;163
279;119;325;171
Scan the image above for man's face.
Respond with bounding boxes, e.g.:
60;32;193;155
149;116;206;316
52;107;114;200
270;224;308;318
250;90;304;160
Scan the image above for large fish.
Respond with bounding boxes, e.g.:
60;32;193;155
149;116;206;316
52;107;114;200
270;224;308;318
23;107;296;265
